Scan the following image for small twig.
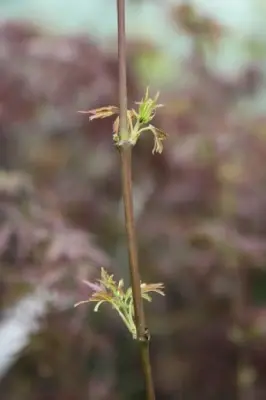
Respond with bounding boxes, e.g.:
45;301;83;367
117;1;155;399
77;3;165;398
117;0;128;143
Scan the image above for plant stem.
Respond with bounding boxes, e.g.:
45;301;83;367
116;1;155;399
117;0;128;143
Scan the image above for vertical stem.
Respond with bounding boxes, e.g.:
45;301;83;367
117;0;128;142
120;146;146;337
116;1;155;399
141;340;155;400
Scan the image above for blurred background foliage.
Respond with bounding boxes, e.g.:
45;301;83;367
2;0;266;399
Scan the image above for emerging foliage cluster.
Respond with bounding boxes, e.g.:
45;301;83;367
79;88;167;154
75;268;164;339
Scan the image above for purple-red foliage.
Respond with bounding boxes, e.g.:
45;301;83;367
1;13;266;399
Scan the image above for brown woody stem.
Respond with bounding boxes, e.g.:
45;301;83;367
116;1;155;399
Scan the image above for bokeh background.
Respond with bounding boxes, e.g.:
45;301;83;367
1;0;266;399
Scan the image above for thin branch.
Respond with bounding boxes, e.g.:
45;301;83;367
117;0;128;142
116;1;155;399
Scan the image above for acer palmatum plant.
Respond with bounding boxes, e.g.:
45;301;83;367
76;1;167;399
